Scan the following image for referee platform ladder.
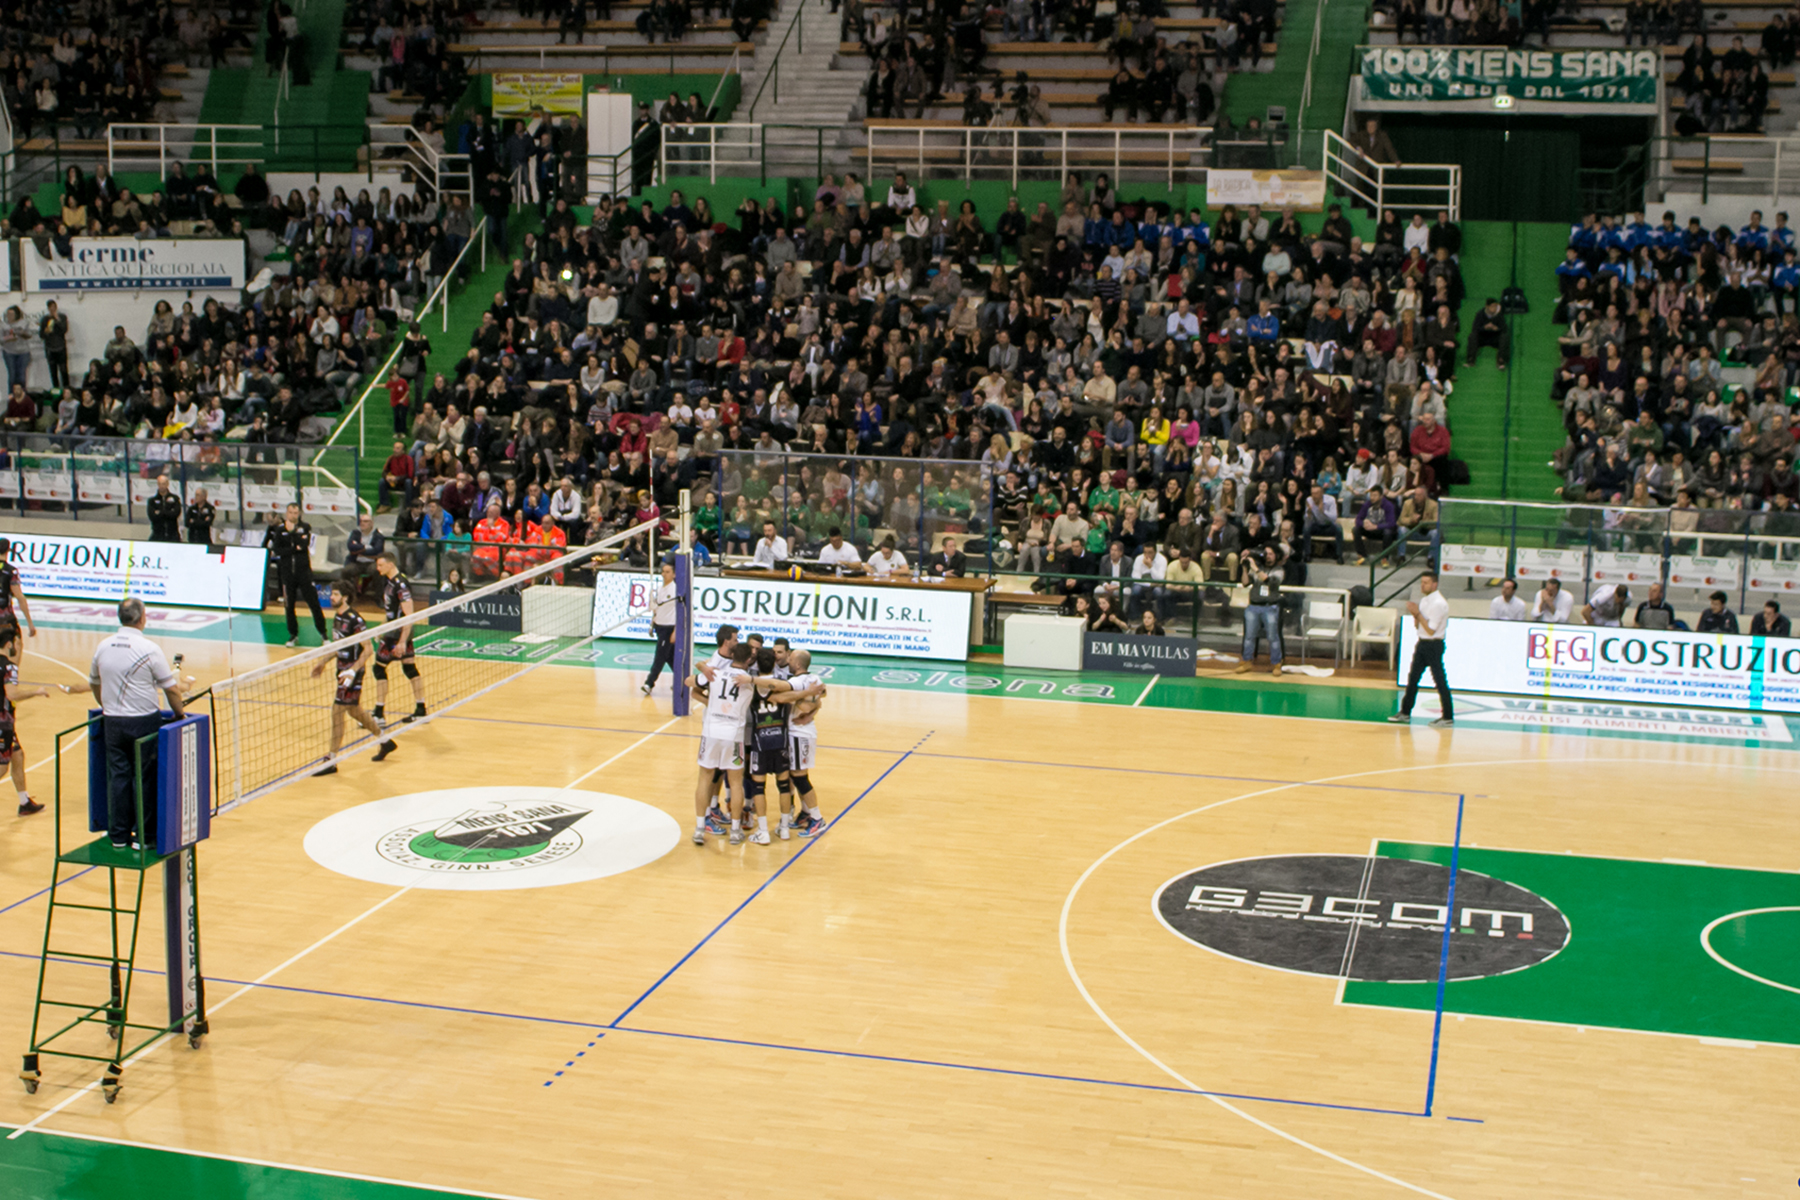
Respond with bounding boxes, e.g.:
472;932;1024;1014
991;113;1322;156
19;708;214;1106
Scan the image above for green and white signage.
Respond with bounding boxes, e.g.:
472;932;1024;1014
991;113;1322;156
304;787;682;890
1359;46;1660;109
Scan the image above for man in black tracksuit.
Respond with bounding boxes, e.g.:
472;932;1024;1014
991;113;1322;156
265;502;328;646
145;475;184;543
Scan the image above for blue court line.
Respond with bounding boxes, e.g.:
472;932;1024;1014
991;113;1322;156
0;866;98;918
0;955;1446;1121
1446;1116;1485;1124
543;732;935;1085
438;713;1468;797
609;1024;1429;1118
1422;792;1468;1118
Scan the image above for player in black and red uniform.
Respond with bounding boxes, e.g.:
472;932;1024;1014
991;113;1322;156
371;552;426;725
310;581;397;774
0;537;38;651
1;649;51;814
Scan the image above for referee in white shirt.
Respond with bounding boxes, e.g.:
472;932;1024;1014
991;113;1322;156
1389;570;1454;727
815;527;864;576
89;598;186;848
642;561;680;695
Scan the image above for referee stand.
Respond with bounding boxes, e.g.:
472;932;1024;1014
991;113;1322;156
19;705;214;1105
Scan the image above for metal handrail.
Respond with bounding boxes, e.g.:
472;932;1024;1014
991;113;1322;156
1296;0;1328;138
746;0;815;120
862;122;1212;189
107;124;266;179
708;46;743;116
1321;129;1462;219
316;213;491;465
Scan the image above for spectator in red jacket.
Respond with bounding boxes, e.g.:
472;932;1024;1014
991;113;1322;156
1410;409;1452;495
377;440;416;513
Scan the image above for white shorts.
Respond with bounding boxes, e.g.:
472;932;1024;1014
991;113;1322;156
698;736;745;771
787;733;816;773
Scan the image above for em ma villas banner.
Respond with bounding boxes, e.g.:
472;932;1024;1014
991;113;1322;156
1358;47;1661;113
22;238;247;292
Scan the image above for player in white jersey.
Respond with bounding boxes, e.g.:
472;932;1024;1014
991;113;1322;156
694;624;740;835
693;642;810;846
781;648;828;838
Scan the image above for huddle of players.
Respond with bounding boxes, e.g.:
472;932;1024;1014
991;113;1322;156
0;538;51;816
693;623;827;847
311;552;431;775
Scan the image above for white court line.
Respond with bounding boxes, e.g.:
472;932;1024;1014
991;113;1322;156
1132;675;1159;706
1699;907;1800;997
8;714;683;1141
23;650;90;681
0;1121;541;1200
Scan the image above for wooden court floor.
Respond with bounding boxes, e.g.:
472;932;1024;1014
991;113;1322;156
0;627;1796;1199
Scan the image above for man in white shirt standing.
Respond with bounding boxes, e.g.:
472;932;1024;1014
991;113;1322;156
1388;570;1454;727
782;649;829;839
867;535;908;579
751;521;789;568
815;527;864;576
89;598;186;848
1531;577;1574;623
1130;543;1168;619
1489;577;1528;621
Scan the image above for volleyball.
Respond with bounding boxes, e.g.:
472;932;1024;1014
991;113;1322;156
787;565;805;580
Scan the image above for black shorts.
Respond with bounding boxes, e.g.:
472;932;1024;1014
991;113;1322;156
747;726;788;777
333;671;366;706
376;638;416;665
0;718;16;764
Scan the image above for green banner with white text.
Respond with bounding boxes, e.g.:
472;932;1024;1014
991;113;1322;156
1359;46;1659;107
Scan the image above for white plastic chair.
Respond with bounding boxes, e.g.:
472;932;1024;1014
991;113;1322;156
1299;600;1345;668
1352;605;1398;667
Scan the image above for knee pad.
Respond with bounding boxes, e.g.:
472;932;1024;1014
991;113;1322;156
775;777;793;795
371;663;389;681
401;662;421;679
790;772;812;795
743;774;764;799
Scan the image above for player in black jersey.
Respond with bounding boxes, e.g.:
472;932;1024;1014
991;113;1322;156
1;647;55;814
371;552;426;724
0;538;37;650
738;646;823;845
309;581;397;774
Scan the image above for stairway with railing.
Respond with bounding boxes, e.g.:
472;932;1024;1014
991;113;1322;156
197;0;370;172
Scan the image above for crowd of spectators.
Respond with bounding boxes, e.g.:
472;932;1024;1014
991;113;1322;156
1549;207;1800;543
857;0;1273;126
375;170;1482;622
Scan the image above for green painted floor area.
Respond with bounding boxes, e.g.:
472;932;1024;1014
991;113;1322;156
1344;843;1800;1045
1448;221;1566;502
0;1131;484;1200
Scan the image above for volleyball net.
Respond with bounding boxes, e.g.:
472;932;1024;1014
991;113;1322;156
205;515;667;810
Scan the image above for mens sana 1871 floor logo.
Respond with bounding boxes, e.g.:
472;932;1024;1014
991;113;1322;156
1153;854;1571;983
378;798;591;873
305;786;682;891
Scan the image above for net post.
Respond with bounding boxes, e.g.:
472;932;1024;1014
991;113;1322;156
672;489;693;718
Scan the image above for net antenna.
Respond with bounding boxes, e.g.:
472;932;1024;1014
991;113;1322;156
673;488;693;719
206;516;662;811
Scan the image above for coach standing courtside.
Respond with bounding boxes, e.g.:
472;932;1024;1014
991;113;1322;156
89;598;185;849
266;502;328;647
1388;569;1454;728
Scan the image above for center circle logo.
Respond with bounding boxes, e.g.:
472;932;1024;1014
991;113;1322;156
305;787;682;891
1154;854;1571;982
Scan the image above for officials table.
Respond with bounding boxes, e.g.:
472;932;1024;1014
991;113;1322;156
721;568;994;648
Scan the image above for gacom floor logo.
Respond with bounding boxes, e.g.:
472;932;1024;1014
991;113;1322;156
305;787;682;891
378;799;591;873
1154;854;1570;982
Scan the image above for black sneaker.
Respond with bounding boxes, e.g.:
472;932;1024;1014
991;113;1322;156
404;704;426;723
17;798;43;816
372;740;398;761
313;764;339;776
372;705;385;721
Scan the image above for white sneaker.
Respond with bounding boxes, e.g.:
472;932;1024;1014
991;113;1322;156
284;637;298;647
728;829;744;845
778;823;792;840
640;681;652;695
750;829;770;845
691;829;705;845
